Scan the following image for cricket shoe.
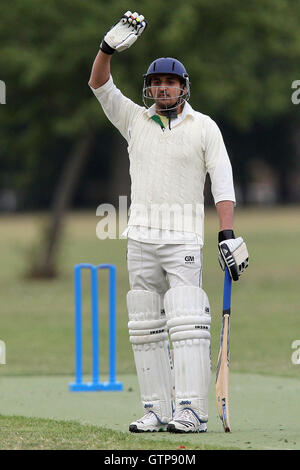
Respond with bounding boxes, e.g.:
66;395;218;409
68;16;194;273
167;408;207;433
129;411;168;433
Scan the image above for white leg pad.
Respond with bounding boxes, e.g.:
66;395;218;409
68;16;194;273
127;290;173;423
164;286;211;422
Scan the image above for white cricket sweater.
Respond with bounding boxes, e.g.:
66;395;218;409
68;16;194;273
90;76;235;244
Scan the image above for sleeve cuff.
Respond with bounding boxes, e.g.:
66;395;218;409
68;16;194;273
214;197;236;207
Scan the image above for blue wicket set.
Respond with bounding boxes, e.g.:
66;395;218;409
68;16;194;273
69;263;123;392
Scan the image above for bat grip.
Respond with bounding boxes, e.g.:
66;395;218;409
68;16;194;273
223;267;232;313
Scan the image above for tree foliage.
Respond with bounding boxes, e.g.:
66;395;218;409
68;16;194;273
0;0;299;199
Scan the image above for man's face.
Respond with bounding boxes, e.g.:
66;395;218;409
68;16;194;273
148;74;185;110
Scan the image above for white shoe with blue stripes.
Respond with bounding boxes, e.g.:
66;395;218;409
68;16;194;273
167;408;207;433
129;411;168;433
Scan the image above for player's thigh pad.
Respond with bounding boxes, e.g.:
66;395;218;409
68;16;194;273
164;286;211;421
127;290;173;423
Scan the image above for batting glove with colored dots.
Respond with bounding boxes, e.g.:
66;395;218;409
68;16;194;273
218;230;249;281
100;11;147;54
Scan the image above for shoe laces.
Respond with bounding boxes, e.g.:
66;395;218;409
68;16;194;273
174;408;198;425
137;411;156;423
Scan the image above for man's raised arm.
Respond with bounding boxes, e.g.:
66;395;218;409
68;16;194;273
88;11;147;89
89;51;111;89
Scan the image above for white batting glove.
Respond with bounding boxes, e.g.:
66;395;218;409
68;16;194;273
218;231;249;281
100;11;147;54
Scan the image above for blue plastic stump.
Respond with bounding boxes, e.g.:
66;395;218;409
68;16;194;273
69;263;123;392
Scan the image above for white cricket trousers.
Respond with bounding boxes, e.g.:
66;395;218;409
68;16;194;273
127;238;203;293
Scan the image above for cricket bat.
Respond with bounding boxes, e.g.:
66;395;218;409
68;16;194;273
216;267;232;432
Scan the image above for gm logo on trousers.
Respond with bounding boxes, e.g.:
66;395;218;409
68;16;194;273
185;255;195;264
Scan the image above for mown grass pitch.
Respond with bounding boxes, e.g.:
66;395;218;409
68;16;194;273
0;415;236;450
0;207;299;449
0;372;299;450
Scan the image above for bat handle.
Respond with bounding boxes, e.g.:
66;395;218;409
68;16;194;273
223;267;232;313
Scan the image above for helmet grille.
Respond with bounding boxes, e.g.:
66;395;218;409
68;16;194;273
142;57;191;111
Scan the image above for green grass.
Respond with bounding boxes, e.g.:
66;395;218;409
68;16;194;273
1;373;299;450
0;415;234;450
0;207;299;449
1;207;299;378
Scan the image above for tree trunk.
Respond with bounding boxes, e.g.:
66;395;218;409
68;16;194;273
29;133;94;278
289;123;300;203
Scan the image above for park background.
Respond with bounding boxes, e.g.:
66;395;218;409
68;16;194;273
0;0;299;450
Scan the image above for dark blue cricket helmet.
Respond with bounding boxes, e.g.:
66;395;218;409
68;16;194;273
144;57;189;84
142;57;191;110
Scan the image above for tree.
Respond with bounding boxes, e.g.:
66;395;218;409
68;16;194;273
1;0;300;276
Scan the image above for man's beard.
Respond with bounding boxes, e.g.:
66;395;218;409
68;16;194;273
155;95;179;113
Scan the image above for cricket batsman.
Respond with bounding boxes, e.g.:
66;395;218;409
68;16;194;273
89;11;249;433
